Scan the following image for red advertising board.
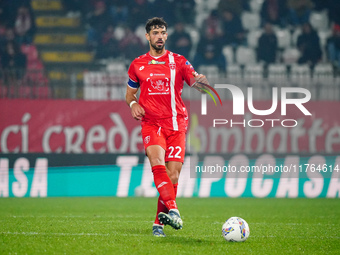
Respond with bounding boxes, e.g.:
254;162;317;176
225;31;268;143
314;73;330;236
0;100;143;153
0;99;339;153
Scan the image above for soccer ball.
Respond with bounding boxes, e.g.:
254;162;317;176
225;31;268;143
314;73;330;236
222;217;250;242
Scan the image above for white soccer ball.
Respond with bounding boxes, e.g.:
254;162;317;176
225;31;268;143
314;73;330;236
222;217;250;242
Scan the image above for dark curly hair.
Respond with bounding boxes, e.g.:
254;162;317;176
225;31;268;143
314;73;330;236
145;17;168;33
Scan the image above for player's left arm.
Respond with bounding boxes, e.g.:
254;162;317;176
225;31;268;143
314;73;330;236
191;72;210;93
181;57;209;93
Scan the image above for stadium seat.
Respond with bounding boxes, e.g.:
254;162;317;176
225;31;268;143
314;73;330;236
114;26;125;41
198;65;219;80
222;46;234;64
309;11;329;32
247;29;262;48
18;86;32;98
313;63;333;85
84;87;110;100
250;0;264;13
244;64;266;99
244;64;264;86
318;30;331;62
241;12;260;31
135;25;148;46
188;28;200;46
25;69;45;85
21;44;39;62
268;64;288;87
318;30;331;49
275;29;291;49
332;77;340;100
188;28;200;59
314;64;335;100
195;11;209;29
236;46;256;65
106;62;127;74
226;64;243;85
291;28;302;46
34;86;51;99
110;87;125;100
0;85;7;98
290;64;316;99
282;48;300;65
206;0;219;11
6;85;14;98
27;59;44;71
290;64;312;86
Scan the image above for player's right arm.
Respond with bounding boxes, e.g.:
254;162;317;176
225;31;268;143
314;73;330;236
126;58;145;121
126;85;145;121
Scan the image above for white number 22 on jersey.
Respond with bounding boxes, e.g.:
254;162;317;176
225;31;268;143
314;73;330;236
168;146;182;158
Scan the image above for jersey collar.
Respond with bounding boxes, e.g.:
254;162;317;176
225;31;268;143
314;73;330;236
148;50;168;59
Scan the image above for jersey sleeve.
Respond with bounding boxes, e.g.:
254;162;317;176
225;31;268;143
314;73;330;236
127;60;140;89
180;56;197;87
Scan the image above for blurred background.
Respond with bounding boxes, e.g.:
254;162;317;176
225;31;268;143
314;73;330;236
0;0;339;100
0;0;340;198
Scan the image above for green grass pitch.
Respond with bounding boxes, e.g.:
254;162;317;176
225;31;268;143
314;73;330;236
0;197;339;254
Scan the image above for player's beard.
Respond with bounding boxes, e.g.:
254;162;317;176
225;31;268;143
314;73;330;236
150;41;165;52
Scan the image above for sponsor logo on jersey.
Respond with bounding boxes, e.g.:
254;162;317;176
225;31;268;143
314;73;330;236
186;60;194;71
139;66;144;71
148;60;166;65
150;73;165;77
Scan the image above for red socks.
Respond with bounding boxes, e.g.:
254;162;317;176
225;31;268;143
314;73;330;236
152;165;177;210
152;165;179;225
173;183;178;197
154;196;167;225
154;183;179;225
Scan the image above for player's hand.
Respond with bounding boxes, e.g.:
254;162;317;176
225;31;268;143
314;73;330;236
131;103;145;121
192;72;209;93
193;72;209;84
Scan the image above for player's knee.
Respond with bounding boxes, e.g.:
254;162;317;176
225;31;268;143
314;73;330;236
169;171;179;184
149;156;164;167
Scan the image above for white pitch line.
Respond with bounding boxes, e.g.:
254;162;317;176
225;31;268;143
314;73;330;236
214;222;338;226
8;215;142;218
249;223;338;226
1;232;150;237
1;232;109;236
10;215;84;218
8;220;153;224
2;232;339;239
250;236;340;239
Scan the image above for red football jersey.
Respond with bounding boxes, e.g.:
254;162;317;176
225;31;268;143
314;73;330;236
127;50;196;132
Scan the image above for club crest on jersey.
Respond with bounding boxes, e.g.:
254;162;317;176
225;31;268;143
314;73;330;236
169;62;176;70
144;136;150;144
148;78;169;92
